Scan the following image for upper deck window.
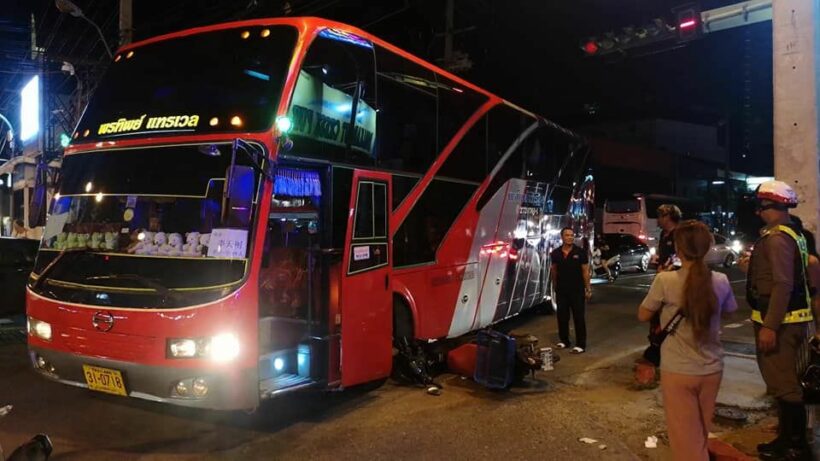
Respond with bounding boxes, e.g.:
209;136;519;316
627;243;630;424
73;26;298;143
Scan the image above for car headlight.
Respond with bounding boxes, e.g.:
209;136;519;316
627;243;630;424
167;333;240;362
731;240;743;253
649;247;656;256
27;317;52;341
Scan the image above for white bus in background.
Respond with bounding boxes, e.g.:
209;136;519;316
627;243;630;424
602;194;698;255
603;195;656;243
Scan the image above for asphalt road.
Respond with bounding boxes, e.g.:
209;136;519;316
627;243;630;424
0;267;754;460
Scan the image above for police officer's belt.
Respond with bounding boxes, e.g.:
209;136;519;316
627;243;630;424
750;224;814;325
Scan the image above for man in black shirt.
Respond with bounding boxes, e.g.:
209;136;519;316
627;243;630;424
550;227;592;353
655;204;682;270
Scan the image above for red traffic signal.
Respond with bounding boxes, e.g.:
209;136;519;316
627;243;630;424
674;4;701;42
583;40;599;56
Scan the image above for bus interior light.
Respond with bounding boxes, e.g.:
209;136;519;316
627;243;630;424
230;116;243;127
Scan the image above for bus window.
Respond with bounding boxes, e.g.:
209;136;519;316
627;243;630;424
605;199;641;214
349;181;389;274
260;169;321;319
437;112;488;183
435;74;486;155
375;46;438;173
475;105;535;210
287;35;377;166
391;174;420;211
394;179;476;267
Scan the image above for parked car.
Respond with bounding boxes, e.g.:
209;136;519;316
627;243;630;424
705;233;741;268
0;237;39;317
600;233;650;273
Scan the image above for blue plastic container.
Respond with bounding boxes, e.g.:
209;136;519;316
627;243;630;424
474;330;516;389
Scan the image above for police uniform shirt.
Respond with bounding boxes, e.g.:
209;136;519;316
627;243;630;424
550;245;588;294
658;229;675;267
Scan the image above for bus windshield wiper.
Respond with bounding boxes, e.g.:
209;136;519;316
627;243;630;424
31;248;90;291
84;274;178;302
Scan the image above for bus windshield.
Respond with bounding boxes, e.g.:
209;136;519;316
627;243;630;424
605;199;640;214
30;144;261;308
73;25;297;143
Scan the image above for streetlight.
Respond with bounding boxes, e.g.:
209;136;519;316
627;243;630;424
55;0;114;58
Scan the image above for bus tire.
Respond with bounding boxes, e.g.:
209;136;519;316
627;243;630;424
391;296;415;380
393;296;414;343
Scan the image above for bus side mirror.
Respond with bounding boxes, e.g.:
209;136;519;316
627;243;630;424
225;165;254;228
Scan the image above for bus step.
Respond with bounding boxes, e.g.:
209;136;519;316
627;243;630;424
260;374;316;398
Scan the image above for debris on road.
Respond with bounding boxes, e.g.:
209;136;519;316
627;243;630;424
644;435;658;448
578;437;598;444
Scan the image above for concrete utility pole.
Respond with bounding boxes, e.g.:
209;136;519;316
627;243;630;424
772;0;820;233
119;0;133;46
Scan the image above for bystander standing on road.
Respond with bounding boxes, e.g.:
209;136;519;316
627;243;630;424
737;180;815;460
550;227;592;354
655;204;682;271
637;220;738;461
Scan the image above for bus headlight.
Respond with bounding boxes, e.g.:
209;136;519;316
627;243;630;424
167;333;240;362
168;339;199;358
27;317;52;341
209;333;240;363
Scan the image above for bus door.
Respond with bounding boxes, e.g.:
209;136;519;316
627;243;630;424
340;171;392;386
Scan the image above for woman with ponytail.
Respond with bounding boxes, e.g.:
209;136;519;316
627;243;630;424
637;220;738;461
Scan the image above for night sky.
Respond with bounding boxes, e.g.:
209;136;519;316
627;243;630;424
1;0;773;174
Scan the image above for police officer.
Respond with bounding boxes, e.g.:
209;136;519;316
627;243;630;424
739;180;814;460
550;227;592;354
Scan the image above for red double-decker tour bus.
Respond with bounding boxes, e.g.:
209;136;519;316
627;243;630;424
26;17;593;410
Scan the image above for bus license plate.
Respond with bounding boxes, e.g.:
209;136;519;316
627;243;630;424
82;365;127;396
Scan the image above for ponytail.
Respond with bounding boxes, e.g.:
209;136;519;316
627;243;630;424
675;221;718;342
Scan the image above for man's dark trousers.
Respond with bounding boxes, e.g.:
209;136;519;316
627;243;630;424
557;289;586;348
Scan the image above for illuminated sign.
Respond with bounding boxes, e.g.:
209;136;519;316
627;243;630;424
318;28;373;49
97;114;201;135
20;76;40;143
288;71;376;155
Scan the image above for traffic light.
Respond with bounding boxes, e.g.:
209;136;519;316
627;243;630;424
580;18;674;57
581;38;599;56
674;3;701;42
